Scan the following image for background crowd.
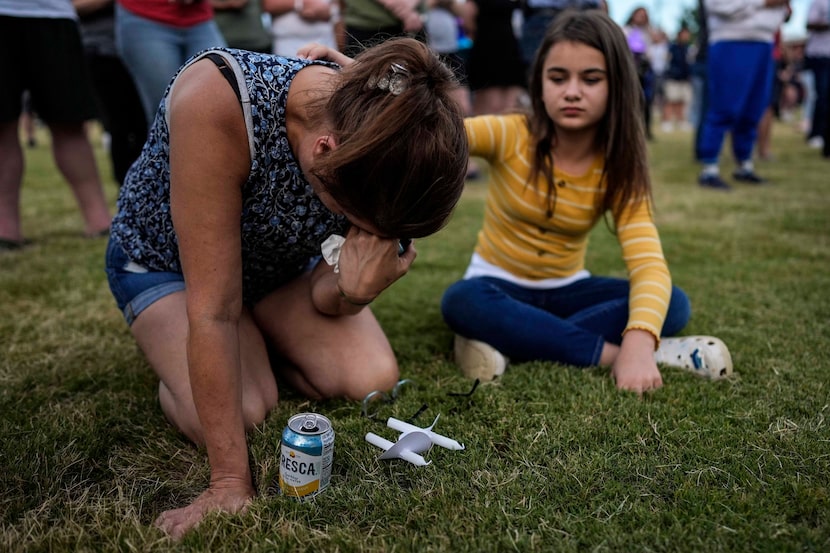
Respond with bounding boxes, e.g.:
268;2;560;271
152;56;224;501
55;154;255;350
3;0;829;249
2;0;828;249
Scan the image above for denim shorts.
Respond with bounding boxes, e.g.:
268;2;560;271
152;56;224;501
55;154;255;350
105;237;185;326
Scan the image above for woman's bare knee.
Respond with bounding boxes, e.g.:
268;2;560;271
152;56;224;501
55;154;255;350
339;355;400;401
241;381;279;430
158;382;204;445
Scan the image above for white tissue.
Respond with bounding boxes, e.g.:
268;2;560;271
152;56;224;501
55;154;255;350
321;234;346;273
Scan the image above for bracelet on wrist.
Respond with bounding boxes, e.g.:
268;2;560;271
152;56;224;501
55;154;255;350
337;283;374;306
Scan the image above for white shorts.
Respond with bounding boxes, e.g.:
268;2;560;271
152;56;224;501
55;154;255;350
664;80;693;104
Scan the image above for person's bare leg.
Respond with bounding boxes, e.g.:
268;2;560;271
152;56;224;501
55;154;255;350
756;107;773;160
22;112;37;146
0;120;25;242
48;121;112;236
129;290;278;445
253;271;399;401
129;289;279;539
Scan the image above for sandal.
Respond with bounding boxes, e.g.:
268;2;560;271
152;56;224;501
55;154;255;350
655;336;733;379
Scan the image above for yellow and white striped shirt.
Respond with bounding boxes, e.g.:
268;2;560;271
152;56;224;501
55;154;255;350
465;114;672;342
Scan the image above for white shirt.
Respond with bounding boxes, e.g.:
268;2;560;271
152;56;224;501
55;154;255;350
705;0;787;44
806;0;830;58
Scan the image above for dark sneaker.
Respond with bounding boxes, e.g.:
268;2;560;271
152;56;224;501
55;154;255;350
698;174;732;190
732;169;766;184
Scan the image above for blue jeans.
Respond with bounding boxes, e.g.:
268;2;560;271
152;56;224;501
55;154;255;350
105;237;185;326
441;276;691;367
115;3;226;126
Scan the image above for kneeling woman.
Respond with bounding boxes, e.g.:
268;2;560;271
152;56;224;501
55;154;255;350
105;39;467;538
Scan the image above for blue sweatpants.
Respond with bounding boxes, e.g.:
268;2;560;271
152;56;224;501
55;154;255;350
697;41;774;165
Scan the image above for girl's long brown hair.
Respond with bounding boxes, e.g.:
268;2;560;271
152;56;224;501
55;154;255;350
526;9;652;223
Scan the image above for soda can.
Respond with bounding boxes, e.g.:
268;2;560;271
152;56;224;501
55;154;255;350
279;412;334;500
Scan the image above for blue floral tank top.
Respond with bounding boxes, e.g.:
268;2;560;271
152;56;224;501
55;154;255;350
111;48;349;305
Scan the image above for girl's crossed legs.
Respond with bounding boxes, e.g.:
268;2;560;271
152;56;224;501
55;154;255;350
441;275;691;368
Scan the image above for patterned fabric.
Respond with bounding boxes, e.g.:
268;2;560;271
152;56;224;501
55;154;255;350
111;48;349;305
464;114;672;342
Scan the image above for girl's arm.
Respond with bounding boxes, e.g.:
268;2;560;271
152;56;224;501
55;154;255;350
611;199;672;394
617;200;672;345
465;114;521;162
611;330;662;394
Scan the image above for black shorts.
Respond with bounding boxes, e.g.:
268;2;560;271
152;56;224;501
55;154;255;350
0;15;97;123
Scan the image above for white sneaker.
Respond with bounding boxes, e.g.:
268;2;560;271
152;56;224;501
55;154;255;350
453;335;507;381
808;136;824;149
655;336;733;379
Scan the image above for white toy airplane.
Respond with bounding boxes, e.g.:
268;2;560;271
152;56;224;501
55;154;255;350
365;414;465;467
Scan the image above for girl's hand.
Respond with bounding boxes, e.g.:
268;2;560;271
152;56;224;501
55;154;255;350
610;330;663;395
296;43;354;66
335;226;413;304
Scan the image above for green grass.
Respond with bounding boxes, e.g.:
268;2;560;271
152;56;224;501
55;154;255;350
1;121;829;552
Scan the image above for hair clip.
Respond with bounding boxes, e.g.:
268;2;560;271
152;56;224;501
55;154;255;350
368;62;409;96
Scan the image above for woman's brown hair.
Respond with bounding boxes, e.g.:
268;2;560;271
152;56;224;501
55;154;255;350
526;9;652;223
311;38;468;238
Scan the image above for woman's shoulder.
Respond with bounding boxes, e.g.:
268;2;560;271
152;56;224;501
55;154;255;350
219;48;340;75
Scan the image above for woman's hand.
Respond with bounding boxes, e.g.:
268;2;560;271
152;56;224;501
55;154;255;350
610;330;663;395
154;476;255;540
335;226;413;303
